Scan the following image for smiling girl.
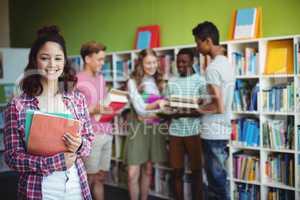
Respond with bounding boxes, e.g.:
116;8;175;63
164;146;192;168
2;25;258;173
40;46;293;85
4;26;94;200
125;48;168;200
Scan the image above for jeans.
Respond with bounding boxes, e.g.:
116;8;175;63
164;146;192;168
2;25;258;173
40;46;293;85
202;139;230;200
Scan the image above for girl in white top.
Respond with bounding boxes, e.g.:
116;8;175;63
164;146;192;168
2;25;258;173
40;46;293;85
126;48;168;200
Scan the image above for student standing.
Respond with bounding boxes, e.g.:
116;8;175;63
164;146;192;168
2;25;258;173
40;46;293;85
164;48;206;200
4;25;94;200
192;21;235;200
77;41;113;200
125;48;168;200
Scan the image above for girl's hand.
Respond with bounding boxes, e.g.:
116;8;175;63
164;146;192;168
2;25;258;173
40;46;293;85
64;152;77;169
157;99;169;109
63;132;82;153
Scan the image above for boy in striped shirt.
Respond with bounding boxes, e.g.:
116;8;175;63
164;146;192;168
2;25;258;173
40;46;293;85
164;48;206;200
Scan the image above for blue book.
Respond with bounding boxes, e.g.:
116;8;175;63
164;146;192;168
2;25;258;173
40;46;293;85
249;84;259;111
234;8;257;39
137;31;151;49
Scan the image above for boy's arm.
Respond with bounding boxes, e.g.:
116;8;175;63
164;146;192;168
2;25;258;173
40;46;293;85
197;68;224;114
197;83;224;114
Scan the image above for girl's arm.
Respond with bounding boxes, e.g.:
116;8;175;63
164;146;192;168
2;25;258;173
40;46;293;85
127;79;160;116
75;93;94;158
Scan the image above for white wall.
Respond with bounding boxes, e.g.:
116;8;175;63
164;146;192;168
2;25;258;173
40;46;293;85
0;0;10;47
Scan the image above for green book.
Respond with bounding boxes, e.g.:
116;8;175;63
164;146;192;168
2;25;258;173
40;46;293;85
25;110;74;148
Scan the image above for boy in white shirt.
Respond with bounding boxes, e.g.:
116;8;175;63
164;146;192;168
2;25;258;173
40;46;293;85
192;21;235;200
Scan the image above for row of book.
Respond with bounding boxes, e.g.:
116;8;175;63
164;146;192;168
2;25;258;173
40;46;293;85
262;81;294;113
231;118;260;147
262;118;294;150
232;80;258;112
232;47;259;76
233;183;260;200
158;54;174;80
232;152;260;181
116;60;132;80
102;62;113;80
265;153;294;186
267;188;294;200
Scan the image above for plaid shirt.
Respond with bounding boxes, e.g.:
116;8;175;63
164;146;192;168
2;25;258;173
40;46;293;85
4;91;94;200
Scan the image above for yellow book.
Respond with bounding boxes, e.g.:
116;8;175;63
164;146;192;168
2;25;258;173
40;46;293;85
264;39;294;74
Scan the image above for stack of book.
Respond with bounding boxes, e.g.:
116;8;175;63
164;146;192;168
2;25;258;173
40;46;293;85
95;89;128;123
169;95;204;110
25;110;80;156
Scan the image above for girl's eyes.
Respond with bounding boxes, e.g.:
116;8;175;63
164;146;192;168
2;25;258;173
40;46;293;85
55;57;63;61
40;57;63;61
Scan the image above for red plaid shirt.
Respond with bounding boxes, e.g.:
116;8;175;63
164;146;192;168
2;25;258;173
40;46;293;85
4;91;94;200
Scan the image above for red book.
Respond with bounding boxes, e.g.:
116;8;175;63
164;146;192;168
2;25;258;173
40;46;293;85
95;89;128;123
27;112;80;156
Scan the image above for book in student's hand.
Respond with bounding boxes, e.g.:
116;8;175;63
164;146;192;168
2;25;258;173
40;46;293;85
25;110;80;156
95;89;129;123
169;95;205;109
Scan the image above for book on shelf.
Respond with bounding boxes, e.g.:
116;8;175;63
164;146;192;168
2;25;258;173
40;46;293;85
232;80;258;112
265;153;294;187
116;60;132;79
267;188;294;200
262;117;294;150
264;39;294;75
231;118;260;147
294;43;299;74
25;110;80;156
233;151;260;182
95;89;128;123
228;7;262;40
102;62;113;80
234;183;260;200
159;54;172;79
262;81;294;113
232;47;258;76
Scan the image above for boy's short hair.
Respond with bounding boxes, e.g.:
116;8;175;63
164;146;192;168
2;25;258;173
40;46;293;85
192;21;219;45
177;48;194;61
80;41;106;62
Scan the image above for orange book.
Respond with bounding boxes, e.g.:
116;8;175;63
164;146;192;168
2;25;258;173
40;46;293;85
27;112;80;156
